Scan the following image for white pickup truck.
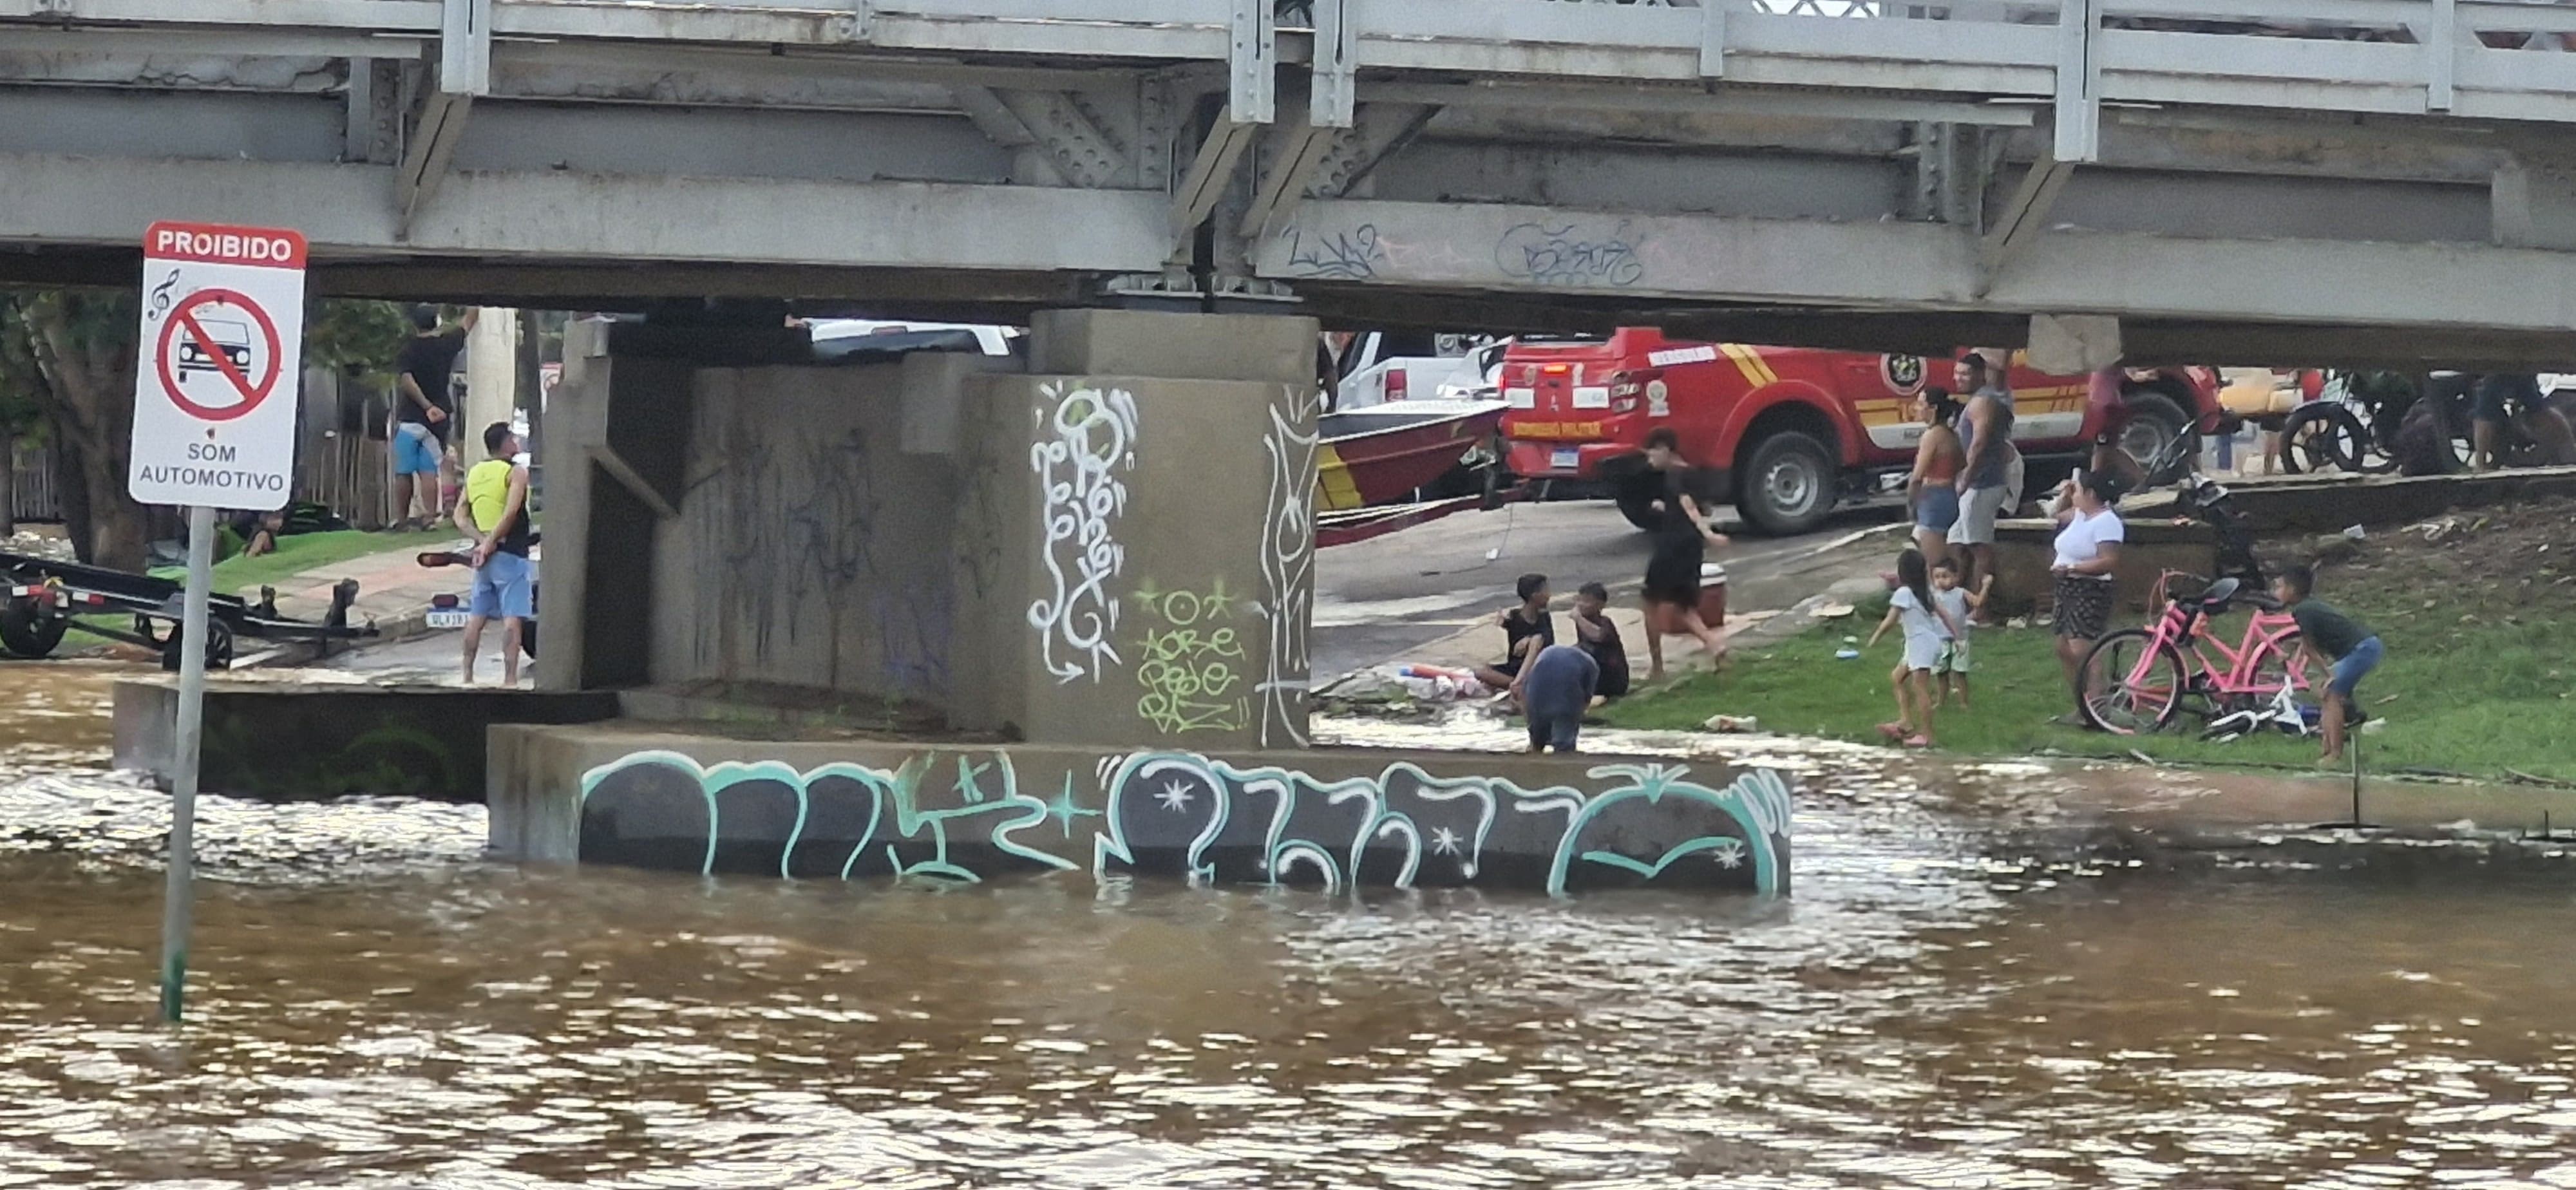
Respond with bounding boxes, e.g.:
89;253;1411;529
1331;332;1502;411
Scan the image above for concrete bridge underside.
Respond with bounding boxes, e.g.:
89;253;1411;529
12;0;2576;363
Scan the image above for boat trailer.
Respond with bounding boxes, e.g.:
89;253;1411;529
0;551;375;670
1316;484;1530;549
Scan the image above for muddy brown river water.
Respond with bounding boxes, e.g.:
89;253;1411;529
7;665;2576;1187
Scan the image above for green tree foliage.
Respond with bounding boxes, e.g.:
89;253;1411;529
305;299;412;379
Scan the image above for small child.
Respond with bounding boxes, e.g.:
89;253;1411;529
1929;559;1993;708
1866;548;1964;748
2274;563;2382;764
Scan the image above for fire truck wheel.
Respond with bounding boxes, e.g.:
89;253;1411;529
2117;392;2193;483
1738;431;1834;536
0;595;66;659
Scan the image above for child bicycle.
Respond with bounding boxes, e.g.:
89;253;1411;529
2076;570;2314;735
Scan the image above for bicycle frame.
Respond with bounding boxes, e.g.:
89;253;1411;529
2130;571;2309;703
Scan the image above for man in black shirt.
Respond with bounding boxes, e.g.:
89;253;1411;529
390;305;477;530
1474;572;1553;694
1571;581;1631;701
1639;428;1730;679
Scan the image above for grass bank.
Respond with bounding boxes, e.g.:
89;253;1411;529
1604;500;2576;784
149;529;406;596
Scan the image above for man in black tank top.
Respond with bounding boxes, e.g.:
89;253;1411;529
1638;428;1731;680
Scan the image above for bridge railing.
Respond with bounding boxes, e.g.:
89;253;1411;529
10;0;2576;129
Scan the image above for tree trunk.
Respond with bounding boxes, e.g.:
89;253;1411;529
14;292;146;569
55;435;90;562
0;424;18;539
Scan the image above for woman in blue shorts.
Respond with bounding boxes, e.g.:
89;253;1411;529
1906;389;1965;567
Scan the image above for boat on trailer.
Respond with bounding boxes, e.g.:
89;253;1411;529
1315;399;1505;513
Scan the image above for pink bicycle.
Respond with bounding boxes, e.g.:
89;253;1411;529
2076;571;2314;735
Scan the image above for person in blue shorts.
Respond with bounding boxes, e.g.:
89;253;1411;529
452;422;533;685
391;305;476;531
2275;563;2380;764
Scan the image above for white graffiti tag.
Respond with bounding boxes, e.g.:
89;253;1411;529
1255;388;1320;746
1027;384;1140;683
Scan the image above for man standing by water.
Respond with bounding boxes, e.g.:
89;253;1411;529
1946;352;2021;621
392;305;477;531
453;422;533;685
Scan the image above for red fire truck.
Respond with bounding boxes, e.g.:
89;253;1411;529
1499;330;2219;534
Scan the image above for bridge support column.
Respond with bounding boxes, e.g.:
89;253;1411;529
2493;150;2576;251
951;309;1323;749
536;309;1321;751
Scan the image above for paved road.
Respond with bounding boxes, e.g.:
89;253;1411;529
1313;497;1903;681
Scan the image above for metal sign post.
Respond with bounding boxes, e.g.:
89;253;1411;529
158;504;217;1022
131;221;307;1023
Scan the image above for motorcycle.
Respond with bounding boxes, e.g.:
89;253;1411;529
414;533;538;659
2283;371;2576;476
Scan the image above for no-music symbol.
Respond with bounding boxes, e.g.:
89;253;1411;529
155;288;282;424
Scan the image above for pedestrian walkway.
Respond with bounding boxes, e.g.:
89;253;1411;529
246;531;531;667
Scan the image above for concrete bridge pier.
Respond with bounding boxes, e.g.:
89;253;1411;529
478;307;1790;894
532;307;1320;746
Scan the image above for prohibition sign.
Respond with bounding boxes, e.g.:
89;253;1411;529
155;288;283;423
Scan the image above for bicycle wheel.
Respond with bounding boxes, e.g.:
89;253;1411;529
2242;627;2314;705
2079;628;2187;734
2280;404;2365;475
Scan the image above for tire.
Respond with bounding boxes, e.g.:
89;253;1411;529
0;594;68;659
158;618;236;672
2240;627;2311;710
2278;404;2365;475
1613;475;1665;531
1735;431;1835;536
2078;628;2187;735
2119;391;2195;485
2394;395;2466;476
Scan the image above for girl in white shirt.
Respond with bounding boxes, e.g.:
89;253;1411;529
1868;547;1965;748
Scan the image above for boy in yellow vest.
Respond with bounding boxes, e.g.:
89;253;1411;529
451;422;533;685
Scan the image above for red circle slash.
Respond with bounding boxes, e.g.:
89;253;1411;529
155;288;281;422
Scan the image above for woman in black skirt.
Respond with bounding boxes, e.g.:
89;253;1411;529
1638;428;1732;681
2050;469;2126;719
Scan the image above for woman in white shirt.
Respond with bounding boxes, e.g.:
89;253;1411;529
2050;471;2126;711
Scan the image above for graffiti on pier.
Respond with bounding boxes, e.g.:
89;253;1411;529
1093;755;1788;897
1494;220;1647;288
582;748;1792;896
1132;580;1249;735
692;391;952;701
1256;390;1319;747
1026;383;1139;684
580;750;1075;882
1279;223;1387;281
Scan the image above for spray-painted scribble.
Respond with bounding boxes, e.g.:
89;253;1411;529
574;746;1795;896
1280;223;1387;280
690;387;952;701
1256;389;1319;748
1132;580;1249;735
1495;220;1646;288
1026;383;1139;683
579;750;1074;882
1093;755;1789;896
